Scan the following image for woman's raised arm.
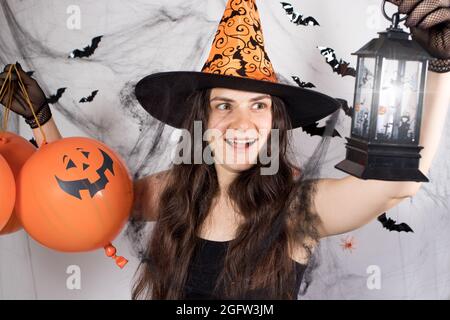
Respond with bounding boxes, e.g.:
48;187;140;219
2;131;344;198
312;0;450;238
32;117;63;146
314;70;450;238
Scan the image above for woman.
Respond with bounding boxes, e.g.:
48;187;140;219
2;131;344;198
1;0;449;299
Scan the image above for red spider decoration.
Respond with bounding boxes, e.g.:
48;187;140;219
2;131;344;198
340;235;356;252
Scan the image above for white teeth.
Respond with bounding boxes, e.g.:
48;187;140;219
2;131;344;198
225;138;257;147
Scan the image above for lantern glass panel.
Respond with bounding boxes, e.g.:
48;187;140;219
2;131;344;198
352;57;376;138
375;58;423;143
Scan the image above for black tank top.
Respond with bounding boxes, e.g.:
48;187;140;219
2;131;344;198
184;237;307;299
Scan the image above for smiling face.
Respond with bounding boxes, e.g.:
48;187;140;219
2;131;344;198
206;87;273;173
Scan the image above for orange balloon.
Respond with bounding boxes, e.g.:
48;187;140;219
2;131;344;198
0;131;36;235
16;137;133;252
0;154;15;231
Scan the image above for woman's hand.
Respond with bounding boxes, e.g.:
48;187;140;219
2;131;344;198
0;63;52;128
387;0;450;59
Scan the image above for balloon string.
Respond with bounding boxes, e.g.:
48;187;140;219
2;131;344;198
4;80;13;129
0;65;14;132
0;82;8;131
0;66;11;101
13;64;47;145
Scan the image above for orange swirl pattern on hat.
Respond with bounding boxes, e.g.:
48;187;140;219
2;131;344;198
201;0;278;83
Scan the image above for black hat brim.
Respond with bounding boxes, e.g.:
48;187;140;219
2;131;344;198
135;71;341;129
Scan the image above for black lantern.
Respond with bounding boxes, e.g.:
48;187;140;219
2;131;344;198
335;0;432;182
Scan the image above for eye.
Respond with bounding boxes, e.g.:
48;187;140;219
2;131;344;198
66;159;77;170
252;102;267;110
215;103;230;110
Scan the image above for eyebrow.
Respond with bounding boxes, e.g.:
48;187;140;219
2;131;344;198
210;94;271;103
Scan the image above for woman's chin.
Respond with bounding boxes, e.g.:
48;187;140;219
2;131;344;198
218;161;256;173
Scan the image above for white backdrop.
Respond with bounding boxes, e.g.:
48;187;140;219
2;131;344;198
0;0;449;299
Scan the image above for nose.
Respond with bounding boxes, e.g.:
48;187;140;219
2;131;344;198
229;107;253;131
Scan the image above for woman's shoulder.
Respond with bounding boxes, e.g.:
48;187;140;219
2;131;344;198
132;169;172;221
135;168;171;192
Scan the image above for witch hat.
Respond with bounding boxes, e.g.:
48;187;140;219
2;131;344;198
135;0;340;129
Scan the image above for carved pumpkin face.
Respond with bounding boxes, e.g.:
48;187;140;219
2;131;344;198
16;137;133;252
55;147;114;199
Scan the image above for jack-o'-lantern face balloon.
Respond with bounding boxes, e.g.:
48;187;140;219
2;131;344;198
55;147;114;200
16;137;133;253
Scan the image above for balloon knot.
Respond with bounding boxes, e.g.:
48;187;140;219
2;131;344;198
104;243;128;269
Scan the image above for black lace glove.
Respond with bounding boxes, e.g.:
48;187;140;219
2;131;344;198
387;0;450;73
0;62;52;128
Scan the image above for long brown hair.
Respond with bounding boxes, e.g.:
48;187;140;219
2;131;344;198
132;88;321;299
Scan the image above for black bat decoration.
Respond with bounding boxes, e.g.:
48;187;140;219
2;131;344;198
46;87;66;104
55;148;114;200
292;76;315;88
301;122;341;138
280;2;320;26
318;46;356;77
377;213;414;233
69;35;103;58
79;90;98;103
335;98;353;118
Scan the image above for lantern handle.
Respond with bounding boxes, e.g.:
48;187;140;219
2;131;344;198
382;0;407;28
